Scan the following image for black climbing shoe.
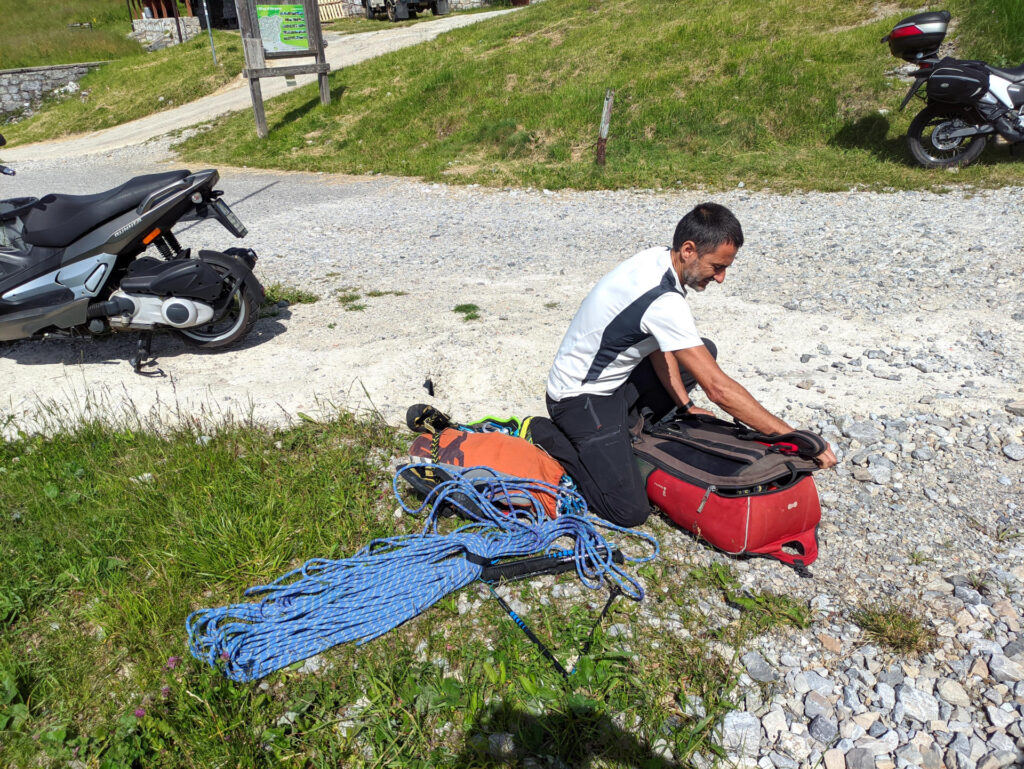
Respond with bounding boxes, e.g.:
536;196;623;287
406;404;453;434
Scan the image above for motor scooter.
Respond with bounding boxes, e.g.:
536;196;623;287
0;134;265;371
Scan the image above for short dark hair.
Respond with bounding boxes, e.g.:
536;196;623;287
672;203;744;254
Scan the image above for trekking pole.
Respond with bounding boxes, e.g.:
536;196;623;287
486;582;622;681
487;583;572;679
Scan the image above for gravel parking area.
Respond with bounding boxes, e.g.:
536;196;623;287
2;143;1023;768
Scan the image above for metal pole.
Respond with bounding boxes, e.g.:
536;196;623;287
202;0;218;64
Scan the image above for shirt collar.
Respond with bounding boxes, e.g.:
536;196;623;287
665;247;686;295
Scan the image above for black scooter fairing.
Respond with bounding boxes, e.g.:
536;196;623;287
21;170;191;249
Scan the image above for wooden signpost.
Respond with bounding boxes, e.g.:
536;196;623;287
235;0;331;137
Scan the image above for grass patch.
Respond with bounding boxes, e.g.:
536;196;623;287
261;282;320;317
0;0;145;69
331;286;407;312
336;286;367;311
453;303;481;321
907;549;931;566
0;411;805;767
263;282;321;306
957;0;1024;68
175;0;1024;192
689;563;810;636
2;31;243;144
852;604;934;654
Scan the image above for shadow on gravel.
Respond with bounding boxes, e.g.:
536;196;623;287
0;311;289;369
451;700;686;769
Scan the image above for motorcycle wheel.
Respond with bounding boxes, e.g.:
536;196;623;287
907;104;987;169
364;1;375;19
386;0;397;21
174;260;259;349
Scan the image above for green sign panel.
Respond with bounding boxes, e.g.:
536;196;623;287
256;4;309;53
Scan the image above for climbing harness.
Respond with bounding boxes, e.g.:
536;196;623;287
186;464;658;682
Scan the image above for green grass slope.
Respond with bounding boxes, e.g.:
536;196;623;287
2;32;243;143
0;0;145;69
174;0;1024;192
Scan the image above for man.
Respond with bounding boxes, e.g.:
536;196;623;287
539;202;837;528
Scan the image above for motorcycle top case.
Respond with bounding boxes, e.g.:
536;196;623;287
926;57;990;105
883;11;949;60
632;415;825;566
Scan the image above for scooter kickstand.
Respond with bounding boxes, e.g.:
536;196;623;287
129;333;165;377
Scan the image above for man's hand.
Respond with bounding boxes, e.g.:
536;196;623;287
813;447;838;469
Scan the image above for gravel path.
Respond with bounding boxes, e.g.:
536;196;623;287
2;144;1023;769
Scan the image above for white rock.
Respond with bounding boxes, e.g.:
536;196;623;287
762;709;788;743
722;711;762;759
936;679;971;708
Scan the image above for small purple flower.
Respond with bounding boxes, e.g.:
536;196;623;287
165;656;180;670
220;652;230;661
134;707;146;718
161;686;171;698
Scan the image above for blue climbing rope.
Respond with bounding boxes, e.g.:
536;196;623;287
186;464;658;682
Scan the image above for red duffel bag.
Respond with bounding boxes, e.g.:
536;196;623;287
632;415;827;567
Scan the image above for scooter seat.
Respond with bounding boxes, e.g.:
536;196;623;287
987;63;1024;82
21;170;191;249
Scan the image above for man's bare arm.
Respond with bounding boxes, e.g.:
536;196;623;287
672;345;838;468
673;345;791;433
649;350;692;408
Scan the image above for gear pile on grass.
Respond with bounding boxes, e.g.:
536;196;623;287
186;464;659;682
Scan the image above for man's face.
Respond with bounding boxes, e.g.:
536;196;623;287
674;241;738;292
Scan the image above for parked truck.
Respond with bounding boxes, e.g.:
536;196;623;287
363;0;449;21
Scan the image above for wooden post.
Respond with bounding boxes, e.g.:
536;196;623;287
596;89;614;166
237;2;269;138
171;0;183;43
243;36;269;137
304;0;331;106
236;0;331;137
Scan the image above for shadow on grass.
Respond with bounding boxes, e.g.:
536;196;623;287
831;111;1024;168
270;84;348;132
829;113;906;163
452;700;686;769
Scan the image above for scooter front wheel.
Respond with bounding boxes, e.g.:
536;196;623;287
175;261;260;349
907;104;987;168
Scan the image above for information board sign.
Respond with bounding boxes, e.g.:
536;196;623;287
237;0;330;137
256;4;310;54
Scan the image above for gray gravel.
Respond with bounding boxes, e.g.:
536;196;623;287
2;145;1024;768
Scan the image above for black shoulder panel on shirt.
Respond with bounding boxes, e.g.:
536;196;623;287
581;269;681;385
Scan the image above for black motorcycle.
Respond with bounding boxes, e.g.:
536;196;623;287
882;10;1024;168
0;135;265;371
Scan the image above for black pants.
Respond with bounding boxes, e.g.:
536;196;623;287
534;339;716;528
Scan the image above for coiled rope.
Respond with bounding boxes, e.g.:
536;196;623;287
186;464;658;682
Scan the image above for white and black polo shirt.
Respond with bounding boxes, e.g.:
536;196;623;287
546;246;703;400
